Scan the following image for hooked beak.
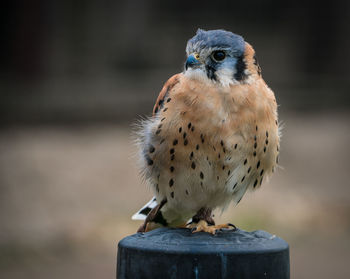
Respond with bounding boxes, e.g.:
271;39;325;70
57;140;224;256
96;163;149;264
185;54;201;70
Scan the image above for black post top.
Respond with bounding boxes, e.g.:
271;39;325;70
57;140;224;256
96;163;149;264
117;228;290;279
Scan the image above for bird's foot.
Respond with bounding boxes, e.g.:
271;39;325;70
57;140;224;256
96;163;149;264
137;221;161;233
187;220;236;235
137;198;167;233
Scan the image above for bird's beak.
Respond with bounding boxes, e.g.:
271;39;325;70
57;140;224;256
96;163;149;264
185;54;201;70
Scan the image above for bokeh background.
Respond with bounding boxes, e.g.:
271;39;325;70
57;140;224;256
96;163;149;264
1;0;350;278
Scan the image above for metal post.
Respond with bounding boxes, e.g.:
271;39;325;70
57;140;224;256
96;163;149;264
117;228;289;279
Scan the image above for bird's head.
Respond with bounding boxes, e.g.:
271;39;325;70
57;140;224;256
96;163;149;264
185;29;261;86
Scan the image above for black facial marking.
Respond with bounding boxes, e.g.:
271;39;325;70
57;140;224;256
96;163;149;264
170;166;175;172
257;161;261;169
145;155;153;166
171;154;175;161
170;148;175;154
169;179;174;187
256;125;258;131
244;159;247;165
191;126;195;132
253;55;262;76
266;131;269;137
220;140;224;146
233;183;237;190
200;172;204;179
253;151;257;157
179;127;182;133
200;134;205;143
234;55;247;81
183;132;187;139
161;117;165;122
173;139;178;145
265;139;269;145
206;64;217;81
196;144;199;150
191;162;196;169
241;176;245;182
167;98;171;103
263;147;266;153
254;142;257;149
234;144;238;149
222;165;225;170
184;139;188;146
188;122;192;129
185;190;189;195
253;179;258;188
160;139;165;144
149;145;155;153
156;129;161;135
260;169;264;176
190;151;194;160
228;170;231;176
158;124;162;129
170;192;174;198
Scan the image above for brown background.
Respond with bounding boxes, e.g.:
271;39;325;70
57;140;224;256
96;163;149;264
1;0;350;278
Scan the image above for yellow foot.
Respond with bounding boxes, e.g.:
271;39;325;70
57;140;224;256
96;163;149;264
187;220;236;235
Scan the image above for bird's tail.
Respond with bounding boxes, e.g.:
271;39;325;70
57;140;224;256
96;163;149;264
132;197;169;232
131;197;158;221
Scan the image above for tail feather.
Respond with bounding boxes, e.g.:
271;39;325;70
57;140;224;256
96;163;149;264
131;197;158;220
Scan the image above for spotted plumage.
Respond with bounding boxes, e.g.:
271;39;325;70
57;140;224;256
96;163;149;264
133;29;280;233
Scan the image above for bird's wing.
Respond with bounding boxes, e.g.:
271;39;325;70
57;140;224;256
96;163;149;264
152;73;182;116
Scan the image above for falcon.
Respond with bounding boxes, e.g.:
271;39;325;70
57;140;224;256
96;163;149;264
132;29;280;234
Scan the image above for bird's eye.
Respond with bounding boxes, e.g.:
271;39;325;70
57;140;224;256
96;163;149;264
212;51;226;61
194;53;200;60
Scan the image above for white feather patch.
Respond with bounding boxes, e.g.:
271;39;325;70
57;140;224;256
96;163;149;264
131;197;157;220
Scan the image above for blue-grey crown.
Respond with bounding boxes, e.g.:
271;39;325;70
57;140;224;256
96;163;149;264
186;29;245;56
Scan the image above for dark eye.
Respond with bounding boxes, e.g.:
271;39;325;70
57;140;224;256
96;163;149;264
212;51;226;61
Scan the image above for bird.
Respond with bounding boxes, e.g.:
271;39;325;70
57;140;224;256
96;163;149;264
132;29;280;234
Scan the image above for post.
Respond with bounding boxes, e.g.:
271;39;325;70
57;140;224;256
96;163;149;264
117;228;290;279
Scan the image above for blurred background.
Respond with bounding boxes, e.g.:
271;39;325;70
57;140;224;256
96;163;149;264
1;0;349;278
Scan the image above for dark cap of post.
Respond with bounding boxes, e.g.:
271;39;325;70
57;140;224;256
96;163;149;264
117;228;290;279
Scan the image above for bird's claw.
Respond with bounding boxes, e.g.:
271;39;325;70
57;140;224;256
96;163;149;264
187;220;236;235
227;223;237;230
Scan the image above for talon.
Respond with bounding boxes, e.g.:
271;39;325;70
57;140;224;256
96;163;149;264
228;223;237;230
191;227;197;233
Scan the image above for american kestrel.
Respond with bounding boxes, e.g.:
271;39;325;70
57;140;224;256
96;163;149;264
133;29;280;234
